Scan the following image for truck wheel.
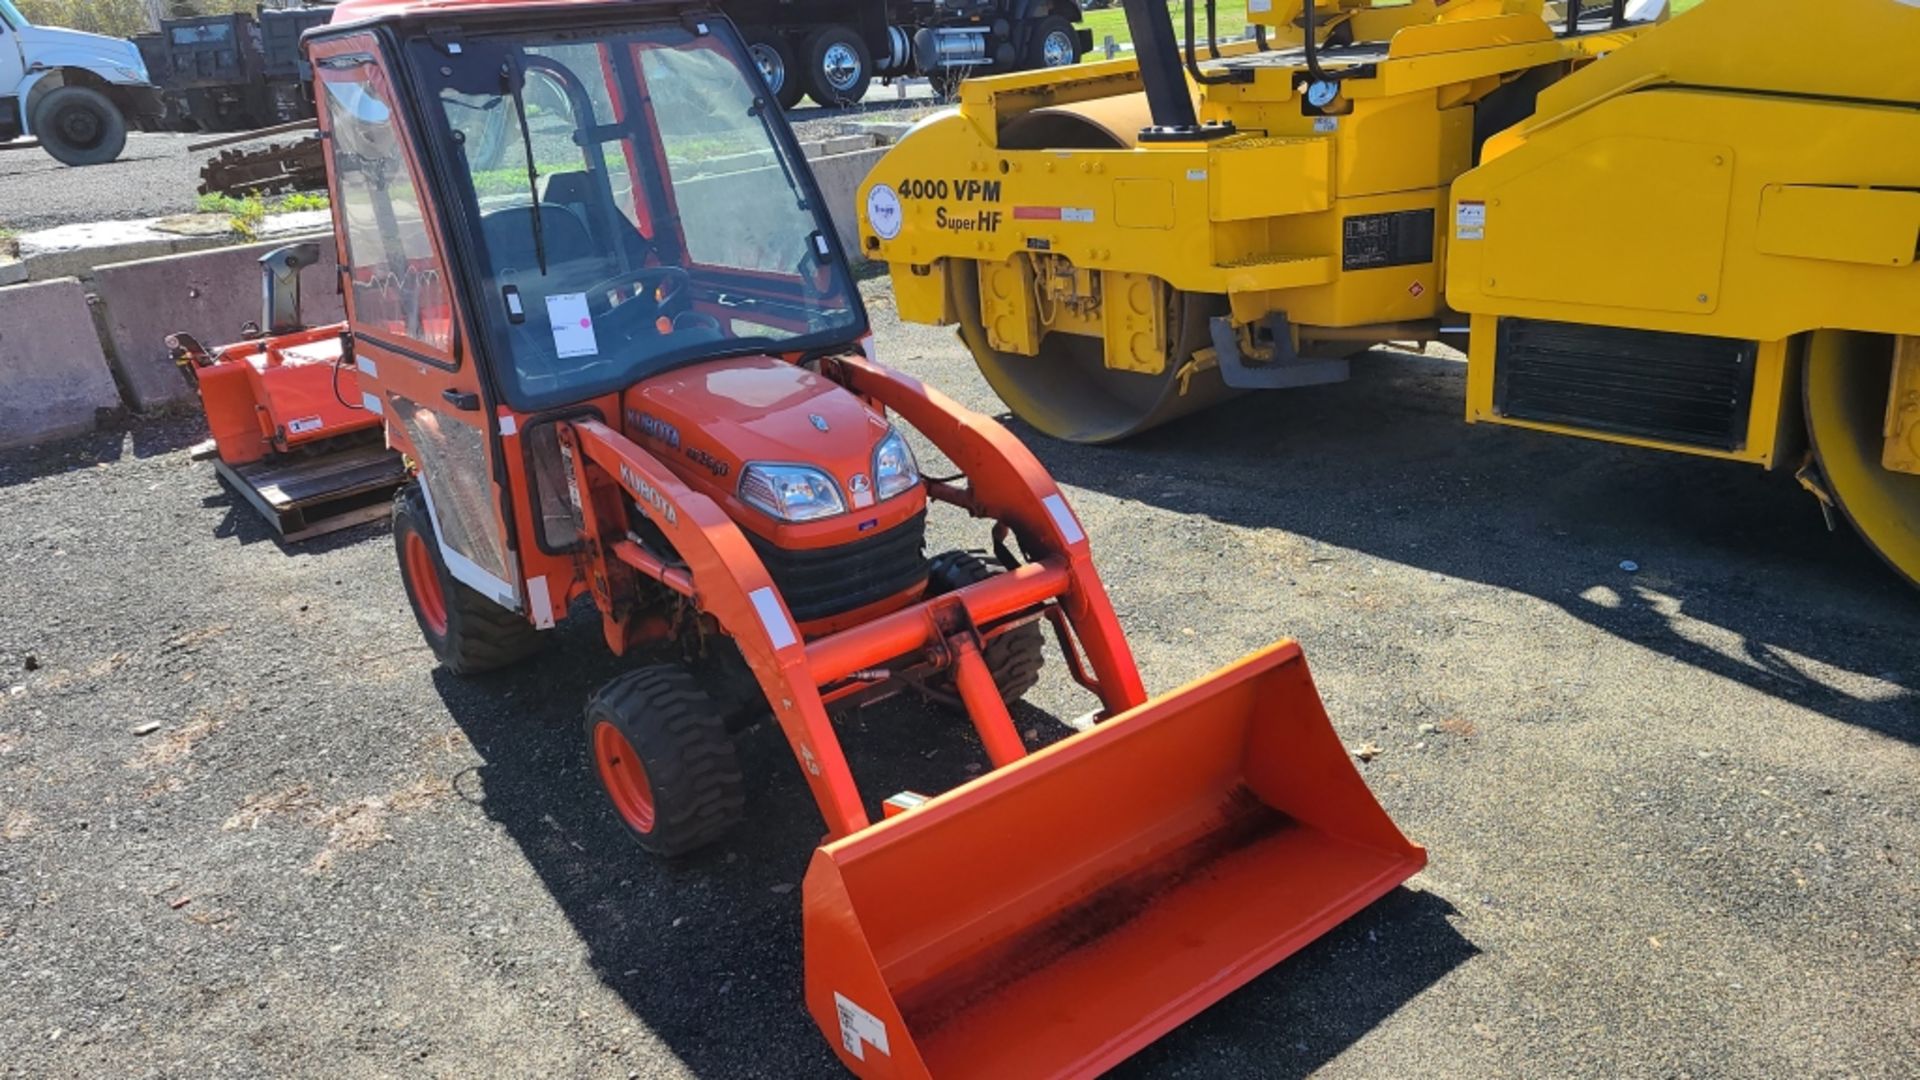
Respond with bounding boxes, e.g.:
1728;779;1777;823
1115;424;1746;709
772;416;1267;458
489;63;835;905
393;481;542;675
745;28;805;110
33;87;128;167
927;550;1047;705
586;665;746;857
800;26;872;107
1028;15;1080;69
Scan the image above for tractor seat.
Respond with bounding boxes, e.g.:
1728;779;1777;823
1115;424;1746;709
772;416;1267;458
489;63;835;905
540;170;655;268
479;203;607;289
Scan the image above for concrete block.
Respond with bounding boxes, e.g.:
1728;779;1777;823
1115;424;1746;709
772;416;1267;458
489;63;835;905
819;133;878;156
93;239;344;412
807;146;889;261
0;277;123;449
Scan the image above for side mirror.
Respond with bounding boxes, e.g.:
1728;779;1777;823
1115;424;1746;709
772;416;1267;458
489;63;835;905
259;242;322;336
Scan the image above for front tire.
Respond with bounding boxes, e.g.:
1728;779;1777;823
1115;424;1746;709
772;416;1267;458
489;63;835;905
800;25;872;107
393;482;542;674
927;550;1047;705
33;87;128;167
586;665;746;857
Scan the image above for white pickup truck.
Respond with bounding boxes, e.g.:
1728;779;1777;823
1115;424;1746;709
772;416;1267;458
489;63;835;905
0;0;159;165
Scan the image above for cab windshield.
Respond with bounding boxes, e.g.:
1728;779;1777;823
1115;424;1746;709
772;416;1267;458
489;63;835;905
409;23;862;410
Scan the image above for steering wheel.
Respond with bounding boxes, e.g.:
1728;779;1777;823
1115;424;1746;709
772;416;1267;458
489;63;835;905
585;266;692;343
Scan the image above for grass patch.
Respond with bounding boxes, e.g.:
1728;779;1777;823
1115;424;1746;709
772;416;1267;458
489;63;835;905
276;192;332;213
1080;2;1248;54
195;192;331;239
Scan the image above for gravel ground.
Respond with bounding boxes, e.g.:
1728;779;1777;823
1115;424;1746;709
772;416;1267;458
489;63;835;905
0;279;1916;1079
0;95;940;234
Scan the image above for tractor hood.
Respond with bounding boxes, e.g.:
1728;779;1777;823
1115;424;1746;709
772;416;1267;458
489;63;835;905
10;24;150;86
623;355;924;536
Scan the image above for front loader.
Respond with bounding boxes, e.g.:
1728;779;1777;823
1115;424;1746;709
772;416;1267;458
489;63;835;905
199;0;1427;1074
862;0;1920;589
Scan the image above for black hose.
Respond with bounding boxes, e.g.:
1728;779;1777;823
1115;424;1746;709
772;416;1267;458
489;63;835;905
1303;0;1329;83
1182;0;1236;86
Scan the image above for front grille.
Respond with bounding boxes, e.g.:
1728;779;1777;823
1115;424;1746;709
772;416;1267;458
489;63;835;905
1494;318;1758;451
749;511;928;623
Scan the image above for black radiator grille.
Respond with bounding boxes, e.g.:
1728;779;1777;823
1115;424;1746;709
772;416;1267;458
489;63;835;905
1493;319;1758;451
749;511;928;623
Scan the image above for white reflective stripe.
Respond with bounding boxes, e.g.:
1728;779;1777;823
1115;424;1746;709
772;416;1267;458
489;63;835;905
361;391;384;415
498;414;518;436
1042;493;1085;545
748;586;798;650
415;476;520;609
526;575;554;630
355;355;378;379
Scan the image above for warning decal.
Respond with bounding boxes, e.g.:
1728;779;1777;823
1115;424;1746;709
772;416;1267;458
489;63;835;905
834;992;891;1061
1456;200;1486;241
1013;206;1095;223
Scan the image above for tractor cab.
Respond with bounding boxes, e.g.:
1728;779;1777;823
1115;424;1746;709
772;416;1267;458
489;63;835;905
309;0;905;633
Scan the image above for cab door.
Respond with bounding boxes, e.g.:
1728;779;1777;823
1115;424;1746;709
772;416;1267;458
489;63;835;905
310;32;524;611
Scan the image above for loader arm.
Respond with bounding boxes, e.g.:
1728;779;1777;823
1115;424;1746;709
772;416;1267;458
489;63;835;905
561;417;874;838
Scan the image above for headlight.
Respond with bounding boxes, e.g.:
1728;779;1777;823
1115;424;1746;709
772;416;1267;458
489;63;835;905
872;427;920;500
739;463;846;522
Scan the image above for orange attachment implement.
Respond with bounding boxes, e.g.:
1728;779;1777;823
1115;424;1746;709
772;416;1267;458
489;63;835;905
802;641;1426;1079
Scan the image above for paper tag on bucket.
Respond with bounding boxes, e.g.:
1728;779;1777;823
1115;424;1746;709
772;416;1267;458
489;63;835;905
834;992;891;1060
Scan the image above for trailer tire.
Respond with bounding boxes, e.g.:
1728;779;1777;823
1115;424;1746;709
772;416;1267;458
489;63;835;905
393;481;542;675
744;27;805;110
927;550;1047;705
1027;15;1080;69
586;665;746;858
800;25;872;107
33;86;128;167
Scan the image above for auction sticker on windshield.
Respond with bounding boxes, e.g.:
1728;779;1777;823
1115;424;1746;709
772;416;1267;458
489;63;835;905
867;184;903;241
546;293;600;359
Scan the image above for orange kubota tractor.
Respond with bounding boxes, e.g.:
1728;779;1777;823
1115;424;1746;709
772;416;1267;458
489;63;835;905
183;0;1426;1073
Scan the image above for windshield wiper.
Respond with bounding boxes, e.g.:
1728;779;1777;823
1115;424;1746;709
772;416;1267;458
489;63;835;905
502;60;547;275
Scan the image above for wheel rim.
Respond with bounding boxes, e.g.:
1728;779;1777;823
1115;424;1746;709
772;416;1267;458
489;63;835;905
593;721;656;833
56;105;103;148
823;42;862;92
404;531;449;637
750;43;787;92
1042;30;1076;67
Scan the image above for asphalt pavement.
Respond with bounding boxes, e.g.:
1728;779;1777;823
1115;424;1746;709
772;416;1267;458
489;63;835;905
0;281;1915;1078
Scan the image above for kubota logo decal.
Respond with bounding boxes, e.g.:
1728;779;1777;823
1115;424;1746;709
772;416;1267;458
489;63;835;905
619;463;678;526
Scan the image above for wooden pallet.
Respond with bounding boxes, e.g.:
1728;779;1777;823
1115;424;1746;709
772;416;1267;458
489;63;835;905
214;440;408;542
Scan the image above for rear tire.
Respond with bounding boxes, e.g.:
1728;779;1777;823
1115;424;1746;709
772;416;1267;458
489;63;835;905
393;481;542;674
745;27;805;111
1027;15;1080;69
586;665;746;857
800;25;872;107
927;550;1047;705
33;87;128;167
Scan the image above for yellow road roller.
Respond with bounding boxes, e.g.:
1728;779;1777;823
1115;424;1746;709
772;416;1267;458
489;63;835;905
859;0;1920;587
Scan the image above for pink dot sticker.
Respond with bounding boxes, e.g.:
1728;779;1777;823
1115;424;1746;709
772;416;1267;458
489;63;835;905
580;317;591;328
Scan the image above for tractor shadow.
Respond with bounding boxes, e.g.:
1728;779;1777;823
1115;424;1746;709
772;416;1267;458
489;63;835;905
431;612;1474;1077
1027;348;1920;744
0;412;206;491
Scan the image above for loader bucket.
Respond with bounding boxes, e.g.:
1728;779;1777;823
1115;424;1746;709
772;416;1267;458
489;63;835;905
803;641;1426;1079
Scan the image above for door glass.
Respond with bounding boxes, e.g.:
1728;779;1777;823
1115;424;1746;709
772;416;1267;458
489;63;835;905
322;65;455;354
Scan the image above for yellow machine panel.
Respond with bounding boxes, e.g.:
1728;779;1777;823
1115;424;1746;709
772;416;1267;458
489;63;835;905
865;0;1920;588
